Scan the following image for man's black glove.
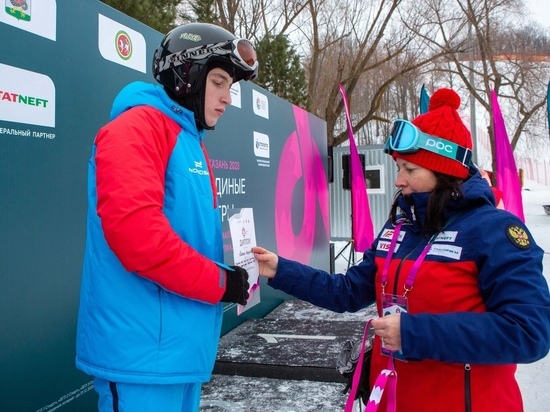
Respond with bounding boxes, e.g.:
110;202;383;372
221;265;250;305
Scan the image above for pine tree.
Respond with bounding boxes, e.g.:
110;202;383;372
100;0;179;34
255;33;311;110
179;0;219;24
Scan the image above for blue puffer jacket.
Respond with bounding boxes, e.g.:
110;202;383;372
76;82;229;384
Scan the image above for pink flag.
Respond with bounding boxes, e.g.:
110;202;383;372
490;90;525;222
339;85;375;251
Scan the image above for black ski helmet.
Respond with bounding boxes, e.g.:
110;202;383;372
152;22;258;98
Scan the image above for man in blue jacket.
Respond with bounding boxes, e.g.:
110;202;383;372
76;23;258;412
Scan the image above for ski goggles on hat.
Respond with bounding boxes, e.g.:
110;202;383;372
384;119;472;166
158;38;258;79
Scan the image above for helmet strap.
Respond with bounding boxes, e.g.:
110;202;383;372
171;63;191;96
166;81;211;131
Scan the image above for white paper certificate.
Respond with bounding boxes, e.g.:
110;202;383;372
228;208;260;314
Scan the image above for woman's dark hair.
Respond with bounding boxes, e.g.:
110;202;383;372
390;173;463;237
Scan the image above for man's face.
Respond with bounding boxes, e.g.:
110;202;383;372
204;67;233;128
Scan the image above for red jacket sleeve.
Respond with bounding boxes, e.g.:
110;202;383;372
94;106;226;304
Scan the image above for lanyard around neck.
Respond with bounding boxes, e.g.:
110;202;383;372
381;222;403;288
381;212;465;296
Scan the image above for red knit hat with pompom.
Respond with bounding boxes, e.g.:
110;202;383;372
394;88;472;179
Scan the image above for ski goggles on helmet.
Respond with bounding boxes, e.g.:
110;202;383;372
224;38;258;72
384;119;472;166
157;38;258;80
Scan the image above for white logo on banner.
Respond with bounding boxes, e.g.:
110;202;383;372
230;82;242;108
98;14;146;73
252;89;269;119
1;0;56;40
0;63;55;127
253;132;270;158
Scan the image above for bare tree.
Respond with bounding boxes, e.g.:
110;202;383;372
417;0;550;172
177;0;550;156
298;0;466;146
179;0;308;40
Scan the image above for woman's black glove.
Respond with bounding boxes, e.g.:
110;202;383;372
221;266;250;305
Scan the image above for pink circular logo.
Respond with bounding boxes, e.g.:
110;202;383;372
275;106;330;263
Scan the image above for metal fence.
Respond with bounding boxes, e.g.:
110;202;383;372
517;156;550;186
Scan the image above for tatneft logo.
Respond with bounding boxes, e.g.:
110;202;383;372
98;14;146;73
253;131;270;158
189;160;209;175
435;231;458;243
0;63;55;127
1;0;56;40
252;89;269;119
0;90;48;107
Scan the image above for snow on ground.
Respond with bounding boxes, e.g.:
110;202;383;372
514;180;550;412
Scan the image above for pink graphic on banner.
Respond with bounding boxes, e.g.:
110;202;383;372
274;106;330;264
339;85;374;252
491;90;525;222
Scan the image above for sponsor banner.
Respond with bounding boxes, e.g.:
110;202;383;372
98;14;146;73
1;0;56;40
0;63;55;127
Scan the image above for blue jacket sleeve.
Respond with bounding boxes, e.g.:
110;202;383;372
401;213;550;364
268;246;378;313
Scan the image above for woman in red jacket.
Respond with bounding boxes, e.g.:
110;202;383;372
253;88;550;412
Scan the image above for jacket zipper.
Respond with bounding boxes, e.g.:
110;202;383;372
158;287;163;342
464;363;471;412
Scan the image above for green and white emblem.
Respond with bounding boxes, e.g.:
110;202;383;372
5;0;30;22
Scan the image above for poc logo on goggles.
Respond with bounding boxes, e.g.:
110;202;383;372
426;138;454;154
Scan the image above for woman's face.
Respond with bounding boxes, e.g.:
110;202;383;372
394;157;437;195
203;67;233;128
